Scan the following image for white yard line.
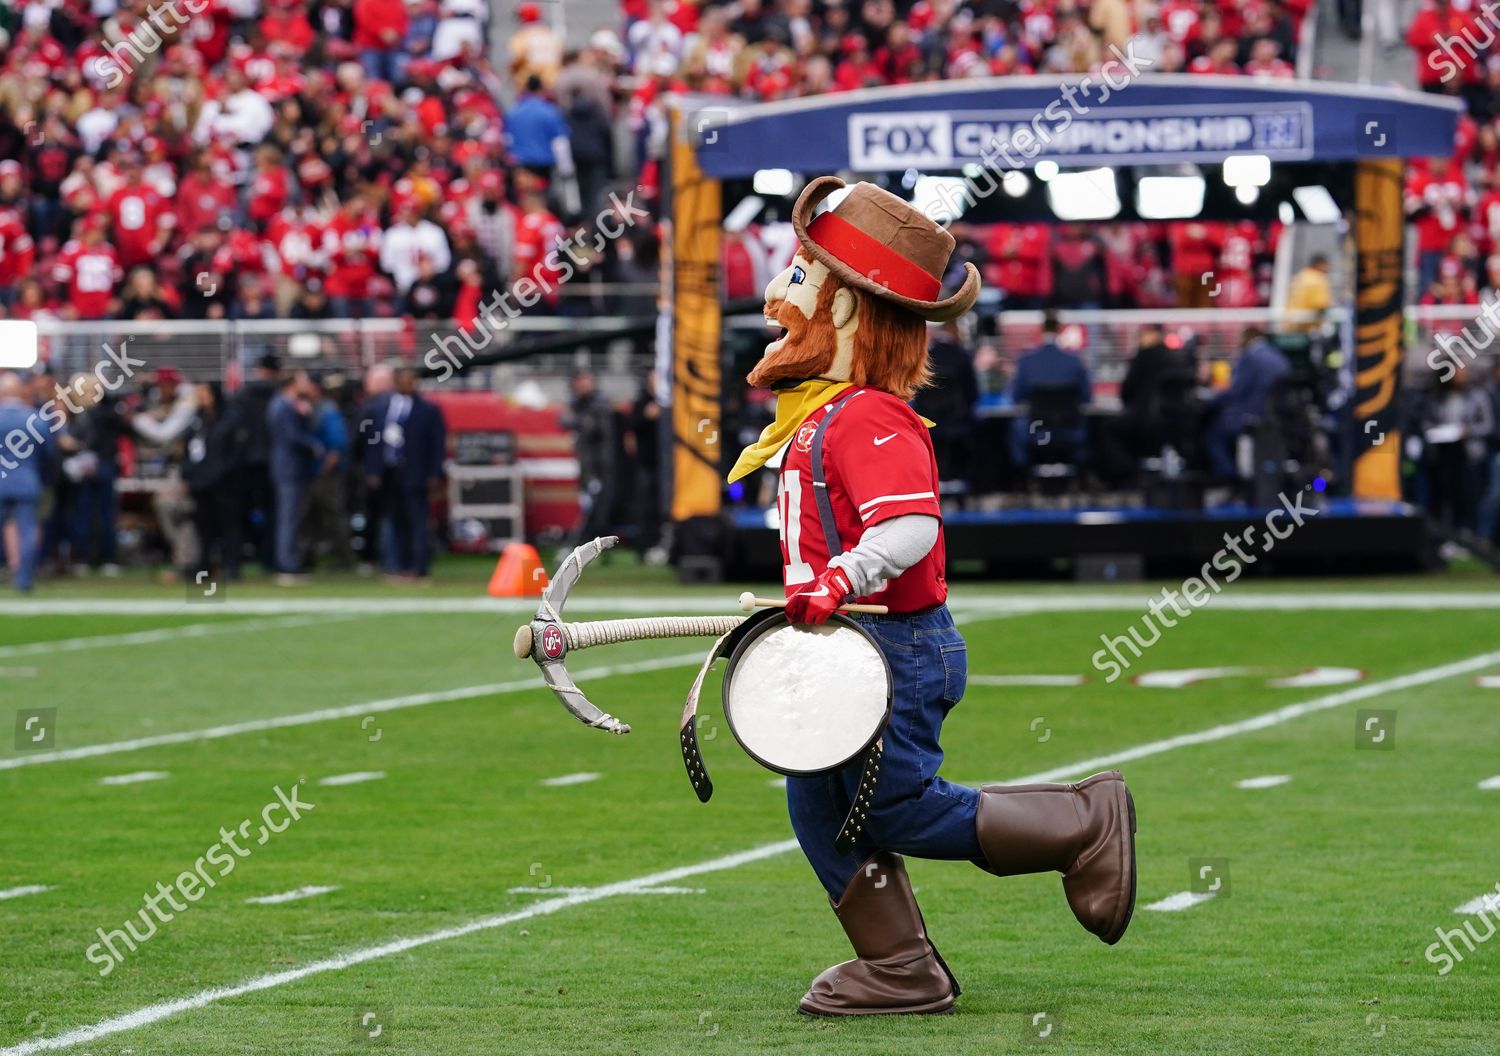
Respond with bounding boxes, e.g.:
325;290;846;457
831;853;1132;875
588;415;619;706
98;771;169;786
9;643;1500;1054
317;772;385;787
1000;647;1500;785
244;886;339;906
0;885;50;901
541;772;601;787
1144;891;1216;912
1;592;1499;617
0;614;355;660
0;653;705;772
0;841;801;1056
1477;776;1500;791
1235;775;1292;789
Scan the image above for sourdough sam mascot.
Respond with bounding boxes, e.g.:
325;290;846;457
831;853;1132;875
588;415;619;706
728;177;1139;1016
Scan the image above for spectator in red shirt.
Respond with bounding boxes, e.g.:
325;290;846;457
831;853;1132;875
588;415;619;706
354;0;410;83
106;156;174;270
53;220;123;321
177;152;237;239
1408;0;1483;93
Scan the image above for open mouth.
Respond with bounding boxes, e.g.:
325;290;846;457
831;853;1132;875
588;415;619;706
763;307;790;355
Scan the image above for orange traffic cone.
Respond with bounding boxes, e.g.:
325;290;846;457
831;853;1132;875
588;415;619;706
489;543;549;597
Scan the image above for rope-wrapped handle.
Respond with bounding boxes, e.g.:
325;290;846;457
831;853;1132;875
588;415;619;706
563;615;745;650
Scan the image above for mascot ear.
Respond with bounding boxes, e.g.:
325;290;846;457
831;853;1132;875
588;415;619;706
831;287;858;331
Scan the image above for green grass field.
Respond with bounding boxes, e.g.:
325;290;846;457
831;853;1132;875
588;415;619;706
2;564;1499;1055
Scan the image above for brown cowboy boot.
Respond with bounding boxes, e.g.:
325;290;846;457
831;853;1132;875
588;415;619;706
973;770;1138;945
799;851;959;1016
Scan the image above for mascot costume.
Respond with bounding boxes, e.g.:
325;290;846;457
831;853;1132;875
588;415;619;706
727;176;1139;1016
513;175;1137;1018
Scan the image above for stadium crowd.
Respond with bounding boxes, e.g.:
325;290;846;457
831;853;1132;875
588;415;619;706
0;0;1322;328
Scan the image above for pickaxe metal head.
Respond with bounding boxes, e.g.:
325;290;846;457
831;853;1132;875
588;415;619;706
513;536;632;735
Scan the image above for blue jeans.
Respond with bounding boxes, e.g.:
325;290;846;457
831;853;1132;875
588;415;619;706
273;479;304;573
0;496;40;591
72;465;118;567
1478;452;1500;542
787;605;982;897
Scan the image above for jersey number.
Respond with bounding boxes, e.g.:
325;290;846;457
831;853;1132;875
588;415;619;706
777;470;815;587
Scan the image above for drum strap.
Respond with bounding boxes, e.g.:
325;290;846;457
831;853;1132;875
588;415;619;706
677;391;886;856
807;389;884;856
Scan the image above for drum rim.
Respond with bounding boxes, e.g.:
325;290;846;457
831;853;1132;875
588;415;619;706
720;608;894;777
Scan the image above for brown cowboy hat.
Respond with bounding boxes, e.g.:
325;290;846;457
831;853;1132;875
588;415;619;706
791;175;981;323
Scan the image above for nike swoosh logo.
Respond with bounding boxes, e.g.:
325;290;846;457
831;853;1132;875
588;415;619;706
873;433;898;446
806;585;830;597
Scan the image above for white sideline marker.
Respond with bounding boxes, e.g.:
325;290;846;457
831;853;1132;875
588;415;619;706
1144;891;1216;912
541;772;601;787
0;885;51;901
1477;776;1500;791
970;674;1087;687
1132;667;1254;688
98;771;168;786
14;643;1500;1056
1266;667;1365;688
1235;774;1292;790
1454;893;1500;915
318;771;385;787
245;886;339;906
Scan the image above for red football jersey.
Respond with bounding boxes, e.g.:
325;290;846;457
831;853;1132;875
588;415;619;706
776;388;946;613
53;242;122;319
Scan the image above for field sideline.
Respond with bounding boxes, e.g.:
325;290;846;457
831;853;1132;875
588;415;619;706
2;570;1498;1054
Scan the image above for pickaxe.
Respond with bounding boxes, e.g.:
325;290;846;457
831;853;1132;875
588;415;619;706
512;536;890;735
511;536;744;734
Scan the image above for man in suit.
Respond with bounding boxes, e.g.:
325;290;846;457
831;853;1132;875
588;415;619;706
1009;311;1091;469
0;372;49;593
267;372;324;584
364;367;446;582
1203;327;1291;481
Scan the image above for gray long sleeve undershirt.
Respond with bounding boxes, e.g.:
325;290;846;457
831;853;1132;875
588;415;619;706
828;514;940;598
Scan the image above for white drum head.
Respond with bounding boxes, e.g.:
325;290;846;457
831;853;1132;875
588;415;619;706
723;615;891;775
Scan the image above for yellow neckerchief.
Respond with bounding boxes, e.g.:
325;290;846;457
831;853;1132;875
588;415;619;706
726;378;854;483
726;379;937;483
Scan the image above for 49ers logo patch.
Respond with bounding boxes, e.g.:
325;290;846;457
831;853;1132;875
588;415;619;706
794;421;819;453
540;624;566;660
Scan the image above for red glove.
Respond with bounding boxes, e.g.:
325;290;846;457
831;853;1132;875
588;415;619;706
784;566;854;626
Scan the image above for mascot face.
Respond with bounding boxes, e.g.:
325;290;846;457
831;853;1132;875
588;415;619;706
747;251;933;400
748;254;860;391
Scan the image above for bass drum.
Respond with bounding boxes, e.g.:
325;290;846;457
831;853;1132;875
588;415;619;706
721;609;892;776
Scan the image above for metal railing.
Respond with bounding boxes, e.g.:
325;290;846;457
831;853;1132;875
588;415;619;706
28;303;1495;394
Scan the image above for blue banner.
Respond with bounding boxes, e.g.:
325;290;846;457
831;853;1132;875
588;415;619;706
690;75;1462;178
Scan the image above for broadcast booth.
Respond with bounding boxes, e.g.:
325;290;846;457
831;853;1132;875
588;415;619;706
660;75;1463;579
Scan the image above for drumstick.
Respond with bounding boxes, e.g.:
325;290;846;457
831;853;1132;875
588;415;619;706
738;592;889;616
